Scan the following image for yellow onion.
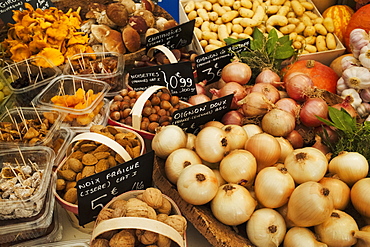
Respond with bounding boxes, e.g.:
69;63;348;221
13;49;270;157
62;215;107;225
283;227;328;247
219;149;257;188
242;123;263;139
284;147;328;184
245;133;281;172
211;183;256;226
185;132;196;151
287;181;334;227
354;225;370;247
275;137;294;163
254;164;295;208
351;178;370;218
246;208;286;247
314;210;359;247
212;169;226;187
195;126;230;163
318;177;350;210
328;151;369;186
221;124;248;150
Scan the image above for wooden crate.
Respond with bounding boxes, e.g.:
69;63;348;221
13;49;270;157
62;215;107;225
153;156;255;247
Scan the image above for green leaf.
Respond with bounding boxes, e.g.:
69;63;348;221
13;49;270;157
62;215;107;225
327;107;357;132
224;37;244;46
274;36;295;59
251;28;264;50
266;29;279;55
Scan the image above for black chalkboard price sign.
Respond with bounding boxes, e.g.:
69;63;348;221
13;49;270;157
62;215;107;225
128;61;196;100
195;39;251;84
0;0;54;24
171;94;233;134
145;19;195;51
76;151;155;226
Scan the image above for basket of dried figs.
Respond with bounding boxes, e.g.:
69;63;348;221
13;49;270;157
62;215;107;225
54;125;145;220
108;85;191;140
90;187;187;247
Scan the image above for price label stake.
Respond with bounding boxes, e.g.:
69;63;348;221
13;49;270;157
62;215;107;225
76;151;154;226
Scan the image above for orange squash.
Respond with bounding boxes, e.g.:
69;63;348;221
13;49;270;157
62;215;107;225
344;4;370;52
322;5;355;44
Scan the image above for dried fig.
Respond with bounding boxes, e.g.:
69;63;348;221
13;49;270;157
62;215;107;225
164;215;187;236
136;230;158;245
157;197;172;215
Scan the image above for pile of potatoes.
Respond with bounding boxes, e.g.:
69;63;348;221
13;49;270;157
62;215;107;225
183;0;337;53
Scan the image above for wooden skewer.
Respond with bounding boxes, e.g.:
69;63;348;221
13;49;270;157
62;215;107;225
80;52;86;70
13;61;21;78
5;106;21;140
89;61;98;79
31;102;43;124
0;129;4;141
9;162;25;187
38;65;44;80
28;158;39;171
17;146;27;169
68;58;77;75
16;107;28;132
25;59;32;85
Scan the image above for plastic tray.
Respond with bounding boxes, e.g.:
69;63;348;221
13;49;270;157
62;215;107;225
63;52;126;97
0;146;55;220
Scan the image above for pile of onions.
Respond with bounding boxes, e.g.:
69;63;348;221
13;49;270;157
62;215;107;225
221;124;248;150
284;227;328;247
211;183;256;226
209;82;248;109
284;73;314;102
250;83;280;103
299;98;329;127
221;60;252;85
255;68;282;87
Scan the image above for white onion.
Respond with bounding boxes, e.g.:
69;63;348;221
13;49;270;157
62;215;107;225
177;164;218;205
275;137;294;163
165;148;202;184
354;225;370;247
221;125;248;150
194;126;230;163
284;147;328;184
328;151;369;186
211;183;256;226
283;227;328;247
254;165;295;208
246;208;286;247
219;149;257;188
185;133;196;151
318;177;350;210
213;169;226;187
351;178;370;218
242;124;263;139
287;181;334;227
151;125;187;159
261;108;296;137
314;210;359;247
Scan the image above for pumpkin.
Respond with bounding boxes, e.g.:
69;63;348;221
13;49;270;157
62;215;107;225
282;60;339;94
344;4;370;52
322;5;354;44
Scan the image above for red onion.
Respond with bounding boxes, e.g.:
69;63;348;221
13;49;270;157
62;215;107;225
285;73;314;102
331;95;358;118
221;61;252;85
315;126;338;143
255;68;283;87
238;92;274;117
209;82;248;109
286;130;304;149
275;98;300;117
188;94;211;105
299;98;329;127
221;110;244;126
312;135;330;155
250;83;280;103
195;80;207;95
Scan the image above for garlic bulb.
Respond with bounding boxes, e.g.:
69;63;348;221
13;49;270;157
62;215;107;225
349;28;370;58
246;208;286;247
340;88;362;109
314;210;359;247
283;227;328;247
342;66;370;90
359;43;370;69
287;181;334;227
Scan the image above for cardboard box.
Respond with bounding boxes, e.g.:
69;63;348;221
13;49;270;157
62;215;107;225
179;0;345;66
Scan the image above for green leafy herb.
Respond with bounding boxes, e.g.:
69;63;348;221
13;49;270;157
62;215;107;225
225;28;298;84
318;107;370;162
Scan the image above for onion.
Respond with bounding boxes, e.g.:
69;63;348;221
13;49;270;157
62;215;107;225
300;97;329;127
246;208;286;247
209;82;248;109
213;169;226;187
328;151;369;186
351;178;370;218
188;94;211;105
151;125;187;159
221;60;252;85
286;130;304;149
284;147;328;184
203;120;224;128
285;73;314;102
211;183;256;225
254;165;295;208
354;225;370;247
195;80;207;95
331;95;358;118
312;135;331;155
221;110;244;126
250;83;280;103
287;181;334;227
319;177;350;210
194;126;230;163
177;164;218;205
242;124;263;139
165;148;202;184
245;133;281;172
255;68;282;87
238;92;274;117
221;124;248;150
275;98;300;117
185;133;196;151
261;108;296;137
275;137;294;163
284;227;328;247
314;210;359;247
219;149;257;188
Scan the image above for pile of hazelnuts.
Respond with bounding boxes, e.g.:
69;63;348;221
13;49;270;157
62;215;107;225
109;89;189;133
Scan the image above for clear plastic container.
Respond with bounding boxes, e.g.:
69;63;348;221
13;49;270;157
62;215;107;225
63;52;125;97
0;146;55;220
0;107;63;147
0;175;56;244
32;75;110;127
51;127;75;167
1;56;62;107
